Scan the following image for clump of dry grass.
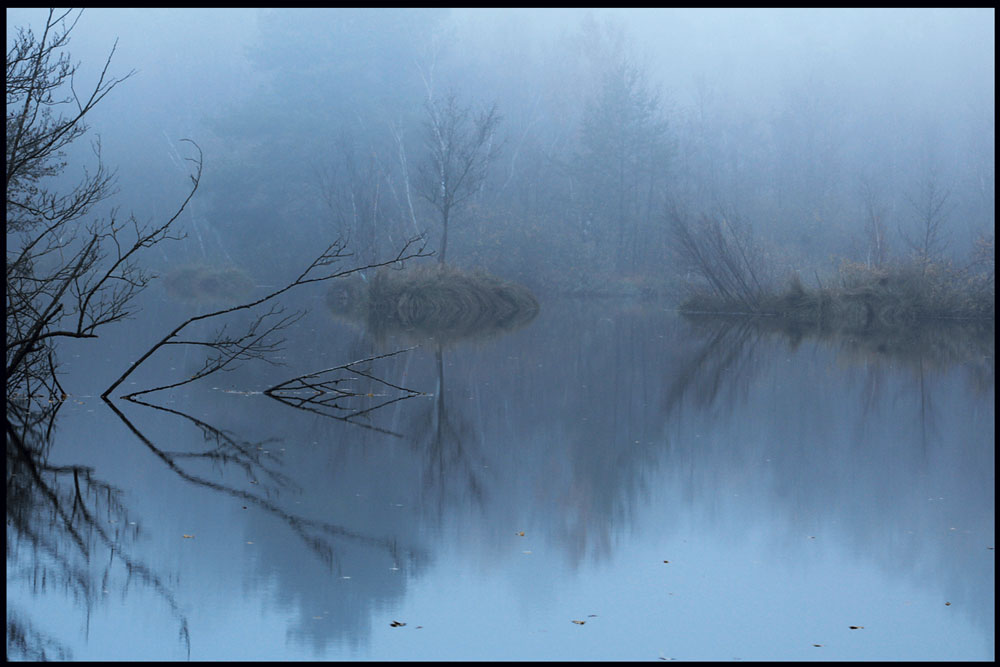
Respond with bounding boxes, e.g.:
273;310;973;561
327;264;539;342
681;259;993;331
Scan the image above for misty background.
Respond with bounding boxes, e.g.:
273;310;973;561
6;8;994;660
5;8;994;296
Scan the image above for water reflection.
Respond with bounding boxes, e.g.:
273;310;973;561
662;313;994;646
6;299;993;660
407;344;488;517
6;401;190;660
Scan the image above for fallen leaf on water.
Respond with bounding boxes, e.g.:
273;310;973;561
663;560;670;563
588;614;597;618
945;602;951;606
849;626;864;630
571;620;585;625
517;531;525;537
813;644;823;647
182;534;195;539
390;621;406;627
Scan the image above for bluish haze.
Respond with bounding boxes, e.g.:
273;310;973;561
6;8;994;662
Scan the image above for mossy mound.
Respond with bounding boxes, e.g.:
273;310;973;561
163;264;255;305
327;264;540;342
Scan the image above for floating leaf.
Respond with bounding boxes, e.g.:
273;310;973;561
849;626;864;630
945;602;951;606
571;620;585;625
517;531;525;537
390;620;406;627
663;560;670;563
812;644;823;647
182;534;195;539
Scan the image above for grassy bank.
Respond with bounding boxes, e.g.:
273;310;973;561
680;260;994;331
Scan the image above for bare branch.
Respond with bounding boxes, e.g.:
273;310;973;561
102;237;432;399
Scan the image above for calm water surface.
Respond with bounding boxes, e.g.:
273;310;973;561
7;293;994;661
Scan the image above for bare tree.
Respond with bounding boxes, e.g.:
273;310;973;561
6;10;432;413
577;57;671;272
414;93;501;265
317;136;387;267
858;175;889;270
901;174;952;272
6;9;198;408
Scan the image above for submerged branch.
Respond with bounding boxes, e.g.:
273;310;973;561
264;347;425;436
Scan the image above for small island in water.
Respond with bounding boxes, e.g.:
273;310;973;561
326;264;540;343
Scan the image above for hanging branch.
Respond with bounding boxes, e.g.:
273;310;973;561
102;236;430;400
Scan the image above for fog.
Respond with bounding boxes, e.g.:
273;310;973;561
6;8;994;291
6;8;994;661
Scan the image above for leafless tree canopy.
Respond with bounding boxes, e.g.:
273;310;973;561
415;93;501;265
6;9;198;411
902;174;952;271
6;10;434;414
858;175;889;270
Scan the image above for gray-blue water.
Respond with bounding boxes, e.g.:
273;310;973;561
6;292;994;661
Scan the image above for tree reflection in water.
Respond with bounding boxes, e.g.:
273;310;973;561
7;401;190;660
669;313;994;437
7;367;430;660
407;344;487;517
265;342;488;519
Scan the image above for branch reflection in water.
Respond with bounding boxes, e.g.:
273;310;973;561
7;401;190;660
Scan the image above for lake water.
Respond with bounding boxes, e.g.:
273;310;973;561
6;292;995;661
